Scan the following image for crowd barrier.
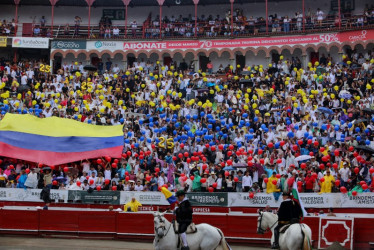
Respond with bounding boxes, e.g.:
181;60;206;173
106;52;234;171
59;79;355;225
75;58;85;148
1;188;373;208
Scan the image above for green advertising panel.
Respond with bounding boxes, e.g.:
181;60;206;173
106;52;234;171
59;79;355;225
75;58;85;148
186;192;228;207
68;190;120;205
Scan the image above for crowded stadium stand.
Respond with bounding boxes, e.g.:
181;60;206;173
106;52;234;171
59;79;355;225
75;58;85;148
0;0;373;249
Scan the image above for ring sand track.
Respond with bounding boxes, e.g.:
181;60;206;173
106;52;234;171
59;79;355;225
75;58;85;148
0;236;266;250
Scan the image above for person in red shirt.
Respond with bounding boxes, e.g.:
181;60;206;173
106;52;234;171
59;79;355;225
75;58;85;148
304;171;314;193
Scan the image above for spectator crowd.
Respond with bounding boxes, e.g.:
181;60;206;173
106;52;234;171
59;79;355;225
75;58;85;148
0;45;373;198
22;4;374;38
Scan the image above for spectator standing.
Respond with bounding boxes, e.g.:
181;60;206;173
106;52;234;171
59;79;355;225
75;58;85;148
74;16;82;36
131;20;137;37
43;170;52;188
235;170;243;192
242;171;253;192
316;8;324;27
283;16;290;32
24;168;38;189
319;169;335;193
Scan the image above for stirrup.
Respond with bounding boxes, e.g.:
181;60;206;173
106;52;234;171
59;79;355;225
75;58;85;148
271;243;280;249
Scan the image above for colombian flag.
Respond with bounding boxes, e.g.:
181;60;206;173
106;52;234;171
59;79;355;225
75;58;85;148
0;114;123;165
161;187;177;207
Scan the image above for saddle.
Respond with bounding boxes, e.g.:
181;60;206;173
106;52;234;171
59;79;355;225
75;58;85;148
279;224;292;234
173;220;197;234
279;219;300;234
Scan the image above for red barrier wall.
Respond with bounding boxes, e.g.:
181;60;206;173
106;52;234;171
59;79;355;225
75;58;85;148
0;209;372;249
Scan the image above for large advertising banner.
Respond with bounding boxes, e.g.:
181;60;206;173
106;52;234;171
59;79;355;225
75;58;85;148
12;37;49;49
0;188;68;203
120;29;374;51
228;192;374;208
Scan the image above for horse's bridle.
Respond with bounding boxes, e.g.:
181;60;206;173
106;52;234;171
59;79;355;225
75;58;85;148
155;215;172;240
257;212;277;234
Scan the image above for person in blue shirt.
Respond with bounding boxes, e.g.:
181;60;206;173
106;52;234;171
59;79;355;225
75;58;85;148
16;170;27;188
264;164;277;178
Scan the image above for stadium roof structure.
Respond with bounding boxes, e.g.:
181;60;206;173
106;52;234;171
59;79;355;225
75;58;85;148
1;0;290;7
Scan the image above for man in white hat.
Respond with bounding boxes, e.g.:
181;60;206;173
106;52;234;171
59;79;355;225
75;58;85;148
208;172;217;187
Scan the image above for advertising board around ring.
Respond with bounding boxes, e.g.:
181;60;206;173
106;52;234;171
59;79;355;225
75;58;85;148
51;40;86;50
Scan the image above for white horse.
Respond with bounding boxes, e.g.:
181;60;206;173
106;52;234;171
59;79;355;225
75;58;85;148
257;211;312;250
153;212;231;250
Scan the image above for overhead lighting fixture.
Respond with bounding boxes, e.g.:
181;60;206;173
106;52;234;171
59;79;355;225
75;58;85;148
175;0;181;4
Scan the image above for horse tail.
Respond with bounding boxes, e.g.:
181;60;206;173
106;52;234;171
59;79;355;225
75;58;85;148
300;224;312;250
216;228;231;250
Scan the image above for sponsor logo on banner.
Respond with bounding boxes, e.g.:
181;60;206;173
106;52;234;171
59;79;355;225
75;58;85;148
139;206;157;211
87;41;122;50
346;193;374;205
51;40;86;49
0;37;7;47
193;207;211;213
348;30;367;41
187;193;228;207
120;191;170;205
68;190;120;205
12;37;49;49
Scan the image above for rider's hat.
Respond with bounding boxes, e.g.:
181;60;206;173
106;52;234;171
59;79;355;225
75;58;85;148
282;191;291;196
176;190;186;197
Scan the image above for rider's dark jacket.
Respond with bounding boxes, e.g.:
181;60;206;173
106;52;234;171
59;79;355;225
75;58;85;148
176;198;193;233
277;198;303;224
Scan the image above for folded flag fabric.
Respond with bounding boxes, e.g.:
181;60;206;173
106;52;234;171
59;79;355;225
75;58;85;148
161;187;177;205
292;181;308;218
0;114;123;165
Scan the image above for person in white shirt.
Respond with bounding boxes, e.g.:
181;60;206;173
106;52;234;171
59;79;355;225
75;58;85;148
88;172;96;188
113;26;120;37
242;171;253;192
216;173;223;191
104;166;112;180
82;180;90;191
339;162;351;182
21;74;27;85
157;172;168;187
316;8;324;26
134;181;144;191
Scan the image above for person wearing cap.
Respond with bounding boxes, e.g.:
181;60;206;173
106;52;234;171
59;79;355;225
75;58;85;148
208;172;217;187
175;190;193;250
272;191;303;249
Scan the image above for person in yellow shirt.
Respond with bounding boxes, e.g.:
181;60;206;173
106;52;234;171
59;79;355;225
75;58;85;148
267;172;280;193
124;197;142;212
319;169;335;193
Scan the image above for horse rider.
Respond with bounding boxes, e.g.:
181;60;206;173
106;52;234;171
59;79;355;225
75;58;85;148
272;191;303;249
175;190;193;250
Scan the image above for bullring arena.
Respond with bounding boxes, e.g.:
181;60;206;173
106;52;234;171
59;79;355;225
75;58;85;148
0;0;373;249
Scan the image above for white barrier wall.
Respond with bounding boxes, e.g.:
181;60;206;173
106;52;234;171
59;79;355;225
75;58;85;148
0;188;373;208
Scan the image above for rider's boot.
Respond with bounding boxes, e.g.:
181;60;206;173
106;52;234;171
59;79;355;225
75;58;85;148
180;232;189;250
271;228;280;249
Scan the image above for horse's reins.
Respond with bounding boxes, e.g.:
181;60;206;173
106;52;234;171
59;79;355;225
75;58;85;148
155;215;172;242
258;213;278;234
